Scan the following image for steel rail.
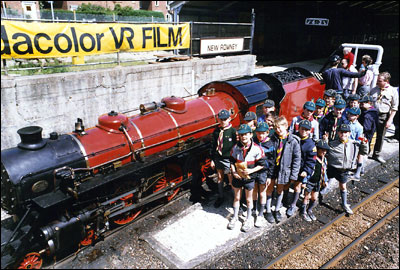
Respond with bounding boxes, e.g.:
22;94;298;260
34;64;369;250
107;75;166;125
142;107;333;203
264;177;399;269
320;205;399;269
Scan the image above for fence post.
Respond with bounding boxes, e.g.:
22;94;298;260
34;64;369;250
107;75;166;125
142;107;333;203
2;2;7;18
250;8;256;55
3;59;8;75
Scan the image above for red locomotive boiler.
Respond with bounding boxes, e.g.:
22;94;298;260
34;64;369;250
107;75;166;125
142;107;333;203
1;67;324;269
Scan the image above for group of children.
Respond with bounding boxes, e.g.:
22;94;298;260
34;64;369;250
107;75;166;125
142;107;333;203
211;89;372;232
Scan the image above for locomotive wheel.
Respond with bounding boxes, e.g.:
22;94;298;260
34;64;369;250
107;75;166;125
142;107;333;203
17;252;43;269
200;158;212;182
154;164;183;201
111;186;142;226
80;229;98;246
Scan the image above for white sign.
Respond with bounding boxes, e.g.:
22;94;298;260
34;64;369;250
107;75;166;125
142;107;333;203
305;18;329;26
200;38;244;55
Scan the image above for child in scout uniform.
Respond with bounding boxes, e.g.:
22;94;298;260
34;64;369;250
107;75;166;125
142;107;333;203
313;98;326;124
289;100;320;141
257;99;276;123
323;89;337;115
243;111;258;138
359;95;379;160
301;140;330;222
210;109;237;208
346;107;366;180
253;122;275;227
319;98;348;142
265;116;301;223
286;119;317;217
228;124;266;232
326;124;368;214
344;94;361;119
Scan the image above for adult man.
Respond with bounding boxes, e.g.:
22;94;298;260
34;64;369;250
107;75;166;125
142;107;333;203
322;55;366;96
369;72;399;163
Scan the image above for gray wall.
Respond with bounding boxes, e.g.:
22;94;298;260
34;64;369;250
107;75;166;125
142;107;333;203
1;55;256;150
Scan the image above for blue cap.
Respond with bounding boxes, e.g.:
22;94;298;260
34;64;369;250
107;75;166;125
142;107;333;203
237;124;252;134
324;89;336;97
360;95;372;103
218;109;230;120
243;111;257;121
348;107;361;116
303;101;316;111
348;94;361;101
299;119;312;130
316;140;330;150
263;99;275;108
329;54;341;63
255;122;269;132
338;124;351;132
334;99;346;109
315;98;326;107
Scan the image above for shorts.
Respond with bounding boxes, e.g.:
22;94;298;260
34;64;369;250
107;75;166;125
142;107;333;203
232;177;255;190
305;181;320;193
214;156;231;174
256;172;267;185
327;166;351;184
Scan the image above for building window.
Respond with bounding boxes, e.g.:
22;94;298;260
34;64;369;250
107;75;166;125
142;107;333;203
155;1;159;7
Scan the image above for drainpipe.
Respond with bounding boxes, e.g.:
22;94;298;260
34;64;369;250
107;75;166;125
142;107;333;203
342;43;384;88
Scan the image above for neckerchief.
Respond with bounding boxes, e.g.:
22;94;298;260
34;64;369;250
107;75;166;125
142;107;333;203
331;117;338;141
276;133;288;166
217;123;232;155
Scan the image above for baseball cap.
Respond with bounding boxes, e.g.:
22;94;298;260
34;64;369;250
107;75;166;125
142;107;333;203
360;95;372;103
338;124;351;132
348;94;361;101
263;99;275;108
324;89;336;97
243;111;257;121
347;107;361;116
303;101;316;111
316;140;330;150
315;98;326;107
218;109;230;120
334;99;346;109
329;54;341;63
255;122;269;132
299;119;312;130
237;124;252;134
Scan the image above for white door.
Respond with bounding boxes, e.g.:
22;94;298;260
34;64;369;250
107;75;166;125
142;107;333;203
21;1;38;20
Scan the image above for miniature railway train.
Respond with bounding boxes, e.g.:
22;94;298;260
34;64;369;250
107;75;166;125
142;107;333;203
1;67;324;269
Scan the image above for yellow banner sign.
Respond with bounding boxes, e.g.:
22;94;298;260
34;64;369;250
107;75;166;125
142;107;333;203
1;21;190;59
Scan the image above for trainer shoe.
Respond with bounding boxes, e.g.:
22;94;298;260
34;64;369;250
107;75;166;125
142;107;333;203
342;204;354;215
265;212;275;224
302;212;312;222
307;210;317;221
241;218;253;232
255;216;268;228
286;206;297;217
372;155;386;164
214;197;224;208
227;217;238;230
274;211;282;223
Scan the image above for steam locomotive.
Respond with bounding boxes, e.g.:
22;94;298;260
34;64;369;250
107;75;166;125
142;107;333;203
1;67;324;269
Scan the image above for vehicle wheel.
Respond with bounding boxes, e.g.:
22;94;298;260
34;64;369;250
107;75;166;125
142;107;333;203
17;252;42;269
110;185;142;226
154;164;183;201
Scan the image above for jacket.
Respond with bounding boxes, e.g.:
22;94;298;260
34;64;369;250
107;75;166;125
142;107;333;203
319;111;349;141
296;134;317;178
359;108;379;142
322;67;365;92
210;126;237;159
327;139;368;170
269;133;301;184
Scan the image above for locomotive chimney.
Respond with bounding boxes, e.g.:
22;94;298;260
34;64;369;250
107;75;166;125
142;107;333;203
17;126;47;150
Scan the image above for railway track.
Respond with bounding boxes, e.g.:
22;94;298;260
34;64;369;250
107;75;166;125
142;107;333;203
264;177;399;269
